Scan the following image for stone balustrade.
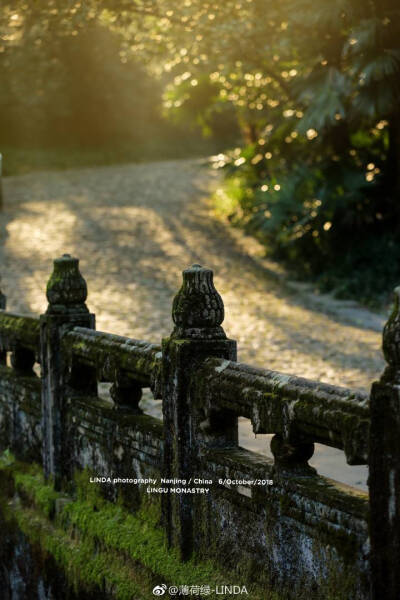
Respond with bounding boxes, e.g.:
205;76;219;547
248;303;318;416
0;255;398;599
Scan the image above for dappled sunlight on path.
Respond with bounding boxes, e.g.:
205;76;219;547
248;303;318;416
1;159;384;394
1;158;386;490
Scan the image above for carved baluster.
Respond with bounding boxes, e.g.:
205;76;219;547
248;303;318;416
10;346;35;374
369;287;400;600
110;369;143;413
270;434;315;475
268;393;315;474
162;264;237;560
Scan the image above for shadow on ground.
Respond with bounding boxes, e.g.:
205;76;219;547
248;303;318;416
2;158;383;490
0;159;384;392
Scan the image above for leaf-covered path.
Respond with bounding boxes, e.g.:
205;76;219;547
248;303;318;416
0;159;386;487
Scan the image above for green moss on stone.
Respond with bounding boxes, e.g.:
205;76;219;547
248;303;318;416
10;506;148;600
15;470;60;518
1;454;279;600
0;451;366;599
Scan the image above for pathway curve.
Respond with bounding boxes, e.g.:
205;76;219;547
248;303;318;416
0;159;387;488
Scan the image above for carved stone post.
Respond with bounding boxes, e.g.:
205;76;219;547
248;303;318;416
369;287;400;600
162;264;236;560
40;254;95;490
0;277;6;365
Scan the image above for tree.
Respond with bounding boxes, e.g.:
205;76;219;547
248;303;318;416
122;0;399;302
1;1;399;300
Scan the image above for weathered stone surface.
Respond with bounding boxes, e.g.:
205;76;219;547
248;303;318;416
41;255;95;490
110;376;143;413
0;312;40;355
270;433;315;475
194;357;369;465
196;446;369;599
0;257;395;599
171;264;226;340
61;327;162;394
46;254;88;315
64;395;163;509
0;365;41;462
369;287;400;600
382;286;400;381
2;457;275;600
163;264;237;559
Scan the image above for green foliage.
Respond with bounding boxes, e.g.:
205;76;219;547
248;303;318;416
200;0;400;306
15;471;59;517
213;115;398;305
1;457;279;600
0;2;236;161
0;448;14;467
1;1;400;301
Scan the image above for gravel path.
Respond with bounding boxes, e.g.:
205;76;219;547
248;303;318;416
0;158;387;488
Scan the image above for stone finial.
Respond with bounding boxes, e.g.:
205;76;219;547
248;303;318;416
46;254;88;314
171;264;226;339
382;287;400;380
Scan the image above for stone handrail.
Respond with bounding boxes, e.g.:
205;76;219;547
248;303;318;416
194;357;369;464
0;310;40;371
61;327;162;396
0;311;40;353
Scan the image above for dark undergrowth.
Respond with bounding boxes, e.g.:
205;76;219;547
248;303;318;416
212;149;399;310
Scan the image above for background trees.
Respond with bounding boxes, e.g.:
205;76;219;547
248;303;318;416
0;1;234;164
1;0;399;303
136;0;399;304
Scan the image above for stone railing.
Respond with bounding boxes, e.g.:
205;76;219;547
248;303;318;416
0;254;398;600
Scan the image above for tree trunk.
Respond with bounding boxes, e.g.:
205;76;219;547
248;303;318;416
388;114;400;198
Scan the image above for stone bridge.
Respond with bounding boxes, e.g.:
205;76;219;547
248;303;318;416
0;254;398;600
